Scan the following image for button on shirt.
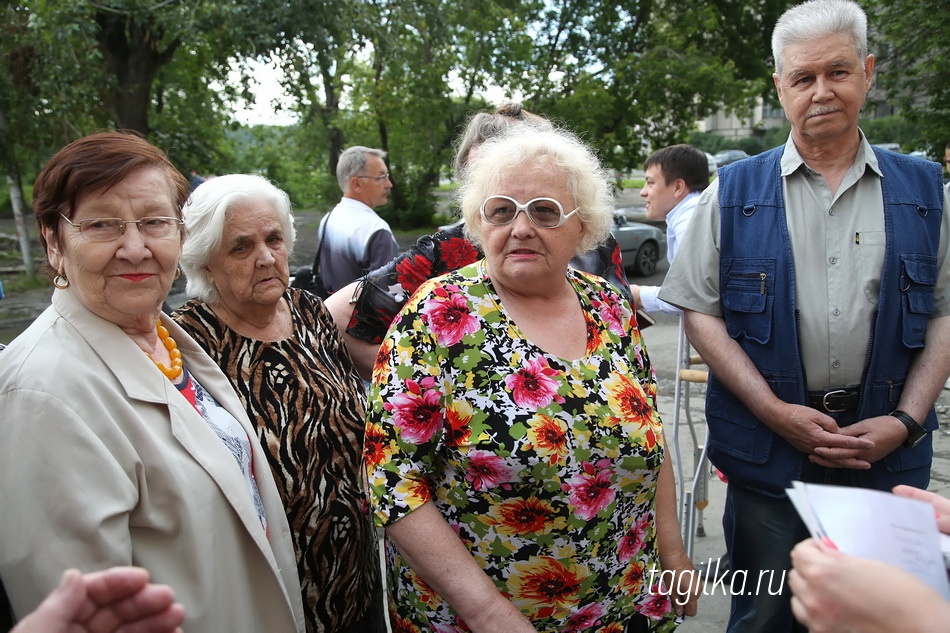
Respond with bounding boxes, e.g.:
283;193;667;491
659;133;950;391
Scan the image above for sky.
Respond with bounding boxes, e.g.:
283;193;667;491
228;57;517;128
228;57;299;127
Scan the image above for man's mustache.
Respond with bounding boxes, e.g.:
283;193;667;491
806;106;842;118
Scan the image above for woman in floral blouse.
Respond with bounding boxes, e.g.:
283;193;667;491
365;126;699;632
322;103;633;380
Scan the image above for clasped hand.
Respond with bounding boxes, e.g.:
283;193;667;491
771;404;887;469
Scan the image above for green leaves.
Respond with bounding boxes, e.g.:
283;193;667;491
865;0;950;156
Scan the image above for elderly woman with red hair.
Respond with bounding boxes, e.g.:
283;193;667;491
0;132;304;632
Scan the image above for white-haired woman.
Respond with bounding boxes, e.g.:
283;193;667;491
365;127;698;631
174;174;384;633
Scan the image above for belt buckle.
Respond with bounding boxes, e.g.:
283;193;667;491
822;389;848;413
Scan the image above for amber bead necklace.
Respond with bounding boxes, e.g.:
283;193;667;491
148;320;183;380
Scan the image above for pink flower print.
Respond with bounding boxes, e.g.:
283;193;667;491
595;291;626;336
640;587;673;620
465;450;513;491
565;603;606;631
384;378;444;444
420;287;479;346
617;515;649;563
563;461;616;520
504;357;564;409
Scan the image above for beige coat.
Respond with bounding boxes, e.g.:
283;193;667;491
0;289;305;632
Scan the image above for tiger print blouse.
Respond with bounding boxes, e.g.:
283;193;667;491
174;288;380;632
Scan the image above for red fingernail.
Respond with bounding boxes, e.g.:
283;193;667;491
820;536;838;550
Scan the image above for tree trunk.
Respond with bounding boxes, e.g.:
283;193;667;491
95;11;181;133
0;107;33;275
317;53;344;181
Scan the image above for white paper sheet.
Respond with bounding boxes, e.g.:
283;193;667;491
787;481;950;600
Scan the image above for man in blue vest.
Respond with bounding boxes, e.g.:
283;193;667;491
660;0;950;630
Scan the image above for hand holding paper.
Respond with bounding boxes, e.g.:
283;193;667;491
787;481;950;599
788;483;950;633
790;538;950;633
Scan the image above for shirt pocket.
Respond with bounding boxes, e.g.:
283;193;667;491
721;258;776;344
855;230;885;305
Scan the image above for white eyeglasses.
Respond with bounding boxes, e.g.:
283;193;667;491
480;195;579;228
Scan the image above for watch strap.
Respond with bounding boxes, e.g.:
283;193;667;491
891;409;926;448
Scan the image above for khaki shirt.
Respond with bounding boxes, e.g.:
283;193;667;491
660;133;950;391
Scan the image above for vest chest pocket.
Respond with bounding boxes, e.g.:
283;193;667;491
901;254;937;349
722;258;776;344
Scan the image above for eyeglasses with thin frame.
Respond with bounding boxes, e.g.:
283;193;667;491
59;213;183;242
480;195;580;228
356;173;391;182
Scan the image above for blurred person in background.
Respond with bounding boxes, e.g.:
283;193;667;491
317;146;400;294
630;144;710;315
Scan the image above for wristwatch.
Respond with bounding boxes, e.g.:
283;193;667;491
891;409;926;448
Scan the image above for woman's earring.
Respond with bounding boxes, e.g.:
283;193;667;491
174;266;182;280
53;272;70;289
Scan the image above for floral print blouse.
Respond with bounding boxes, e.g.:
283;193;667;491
365;261;677;632
345;222;633;345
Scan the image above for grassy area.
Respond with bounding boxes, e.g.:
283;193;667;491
1;271;50;293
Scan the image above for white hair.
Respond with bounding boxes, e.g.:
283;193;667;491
458;126;614;255
180;174;295;304
772;0;868;75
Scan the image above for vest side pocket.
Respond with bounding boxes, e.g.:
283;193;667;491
721;257;776;344
900;254;937;349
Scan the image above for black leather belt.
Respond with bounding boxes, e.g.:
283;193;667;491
807;388;860;413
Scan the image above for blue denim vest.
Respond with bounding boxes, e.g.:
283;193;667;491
708;146;944;496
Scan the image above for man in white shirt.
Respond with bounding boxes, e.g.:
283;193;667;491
318;146;401;294
630;144;710;314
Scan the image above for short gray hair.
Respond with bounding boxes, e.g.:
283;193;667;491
336;146;387;191
772;0;867;75
180;174;296;304
459;126;614;256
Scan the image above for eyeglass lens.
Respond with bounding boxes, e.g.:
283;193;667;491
79;218;181;241
482;196;565;228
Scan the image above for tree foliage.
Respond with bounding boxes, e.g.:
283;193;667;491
271;0;793;226
865;0;950;156
23;0;936;235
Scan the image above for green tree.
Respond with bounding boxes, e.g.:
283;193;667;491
7;0;807;235
866;0;950;155
273;0;799;228
521;0;794;171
